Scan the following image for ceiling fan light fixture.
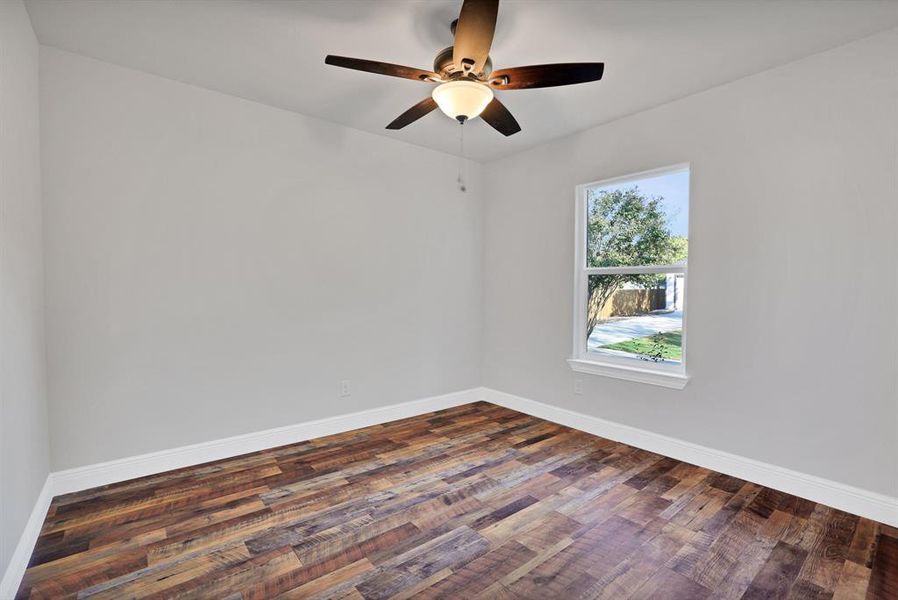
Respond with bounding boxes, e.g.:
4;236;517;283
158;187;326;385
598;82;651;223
432;80;494;122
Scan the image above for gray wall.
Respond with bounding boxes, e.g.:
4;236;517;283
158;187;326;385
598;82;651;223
40;47;483;470
20;19;898;506
482;29;898;497
0;0;50;578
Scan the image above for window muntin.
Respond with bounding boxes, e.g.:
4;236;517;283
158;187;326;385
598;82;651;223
575;165;689;373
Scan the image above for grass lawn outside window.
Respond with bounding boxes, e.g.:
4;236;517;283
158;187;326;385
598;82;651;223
600;330;682;361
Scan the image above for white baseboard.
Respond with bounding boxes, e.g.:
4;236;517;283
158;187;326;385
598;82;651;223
0;476;53;600
51;388;480;497
480;387;898;527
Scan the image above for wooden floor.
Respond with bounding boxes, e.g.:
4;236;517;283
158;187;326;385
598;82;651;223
18;402;897;599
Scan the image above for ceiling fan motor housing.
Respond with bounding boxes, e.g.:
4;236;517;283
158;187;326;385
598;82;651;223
434;46;493;79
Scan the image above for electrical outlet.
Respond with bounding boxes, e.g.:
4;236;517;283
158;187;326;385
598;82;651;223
573;379;583;395
339;380;351;398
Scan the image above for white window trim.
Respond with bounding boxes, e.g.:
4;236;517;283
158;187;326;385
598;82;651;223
570;163;691;390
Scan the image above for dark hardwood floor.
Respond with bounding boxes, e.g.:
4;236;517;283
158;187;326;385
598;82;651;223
17;402;897;599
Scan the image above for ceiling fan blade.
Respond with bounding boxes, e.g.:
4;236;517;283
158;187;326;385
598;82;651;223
325;55;440;82
386;97;439;130
452;0;499;74
489;63;605;90
480;97;521;136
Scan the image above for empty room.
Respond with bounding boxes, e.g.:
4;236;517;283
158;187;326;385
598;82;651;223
1;0;897;598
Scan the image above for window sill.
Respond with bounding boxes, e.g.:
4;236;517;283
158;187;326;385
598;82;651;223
567;358;689;389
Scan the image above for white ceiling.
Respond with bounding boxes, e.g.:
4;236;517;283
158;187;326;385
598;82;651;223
26;0;898;162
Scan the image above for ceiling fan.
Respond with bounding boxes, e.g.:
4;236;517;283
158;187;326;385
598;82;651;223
324;0;604;137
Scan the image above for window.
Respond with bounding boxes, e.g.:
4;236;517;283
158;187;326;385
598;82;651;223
569;165;690;388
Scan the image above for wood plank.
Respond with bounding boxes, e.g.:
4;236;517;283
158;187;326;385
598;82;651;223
631;567;711;599
741;541;808;599
866;532;898;600
832;560;871;600
793;506;858;594
414;540;536;599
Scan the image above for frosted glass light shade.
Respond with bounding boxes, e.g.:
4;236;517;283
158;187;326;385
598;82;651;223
432;81;494;121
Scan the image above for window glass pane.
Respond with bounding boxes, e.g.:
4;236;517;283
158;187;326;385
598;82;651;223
586;273;684;363
586;169;689;268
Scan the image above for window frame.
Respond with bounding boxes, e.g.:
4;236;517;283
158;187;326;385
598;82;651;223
569;163;691;389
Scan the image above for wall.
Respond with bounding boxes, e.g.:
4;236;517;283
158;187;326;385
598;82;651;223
0;0;50;578
482;29;898;497
40;47;482;470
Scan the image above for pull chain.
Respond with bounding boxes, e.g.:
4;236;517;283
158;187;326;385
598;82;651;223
457;121;466;192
